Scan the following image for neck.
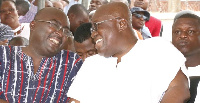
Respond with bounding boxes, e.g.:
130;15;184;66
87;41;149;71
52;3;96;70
185;53;200;68
115;35;138;63
10;22;20;30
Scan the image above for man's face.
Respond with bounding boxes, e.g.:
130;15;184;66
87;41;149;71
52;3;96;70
132;11;146;30
74;38;97;61
30;9;70;57
70;13;89;34
134;0;149;10
172;18;200;57
91;15;121;57
89;0;105;12
0;1;19;26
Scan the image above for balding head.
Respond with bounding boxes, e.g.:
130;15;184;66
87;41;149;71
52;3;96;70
91;2;137;58
92;2;131;24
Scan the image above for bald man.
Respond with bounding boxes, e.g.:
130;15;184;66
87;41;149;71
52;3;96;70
67;2;189;103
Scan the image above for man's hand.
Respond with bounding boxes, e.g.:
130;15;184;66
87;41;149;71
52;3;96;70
68;97;80;103
0;39;8;45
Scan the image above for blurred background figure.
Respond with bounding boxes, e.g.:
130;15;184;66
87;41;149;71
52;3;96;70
8;36;29;46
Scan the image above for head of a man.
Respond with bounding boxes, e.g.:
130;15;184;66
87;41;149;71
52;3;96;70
28;7;71;57
67;4;90;35
130;7;150;31
110;0;130;8
74;23;97;61
91;2;136;58
16;0;30;16
172;13;200;57
0;0;20;29
9;36;29;46
88;0;108;12
52;1;64;11
133;0;149;10
45;0;53;7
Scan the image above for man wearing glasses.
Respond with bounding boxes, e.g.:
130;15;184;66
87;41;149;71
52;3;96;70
68;2;190;103
0;7;82;103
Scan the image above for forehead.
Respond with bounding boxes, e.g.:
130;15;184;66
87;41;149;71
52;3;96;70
75;38;95;51
174;18;199;27
1;1;16;9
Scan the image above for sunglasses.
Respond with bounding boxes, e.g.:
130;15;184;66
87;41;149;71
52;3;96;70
132;13;148;21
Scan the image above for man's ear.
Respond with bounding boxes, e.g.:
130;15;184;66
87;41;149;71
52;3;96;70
68;13;75;21
30;21;35;30
117;19;127;32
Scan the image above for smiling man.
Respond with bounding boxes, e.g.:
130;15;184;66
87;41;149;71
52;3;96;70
0;7;82;103
68;2;190;103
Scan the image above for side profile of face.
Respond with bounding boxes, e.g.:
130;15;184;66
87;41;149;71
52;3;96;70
172;17;200;57
30;8;70;57
89;0;106;12
74;38;97;61
133;0;149;10
69;12;90;34
132;11;145;31
0;1;19;28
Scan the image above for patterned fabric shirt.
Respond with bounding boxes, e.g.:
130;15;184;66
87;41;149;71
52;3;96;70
0;23;14;41
0;46;83;103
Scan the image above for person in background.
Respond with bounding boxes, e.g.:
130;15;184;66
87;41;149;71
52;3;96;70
133;0;162;37
172;11;200;103
67;2;190;103
88;0;108;13
52;0;64;11
0;0;30;41
0;7;82;103
74;23;97;61
8;36;29;46
130;7;151;39
16;0;30;17
63;4;89;52
63;0;79;15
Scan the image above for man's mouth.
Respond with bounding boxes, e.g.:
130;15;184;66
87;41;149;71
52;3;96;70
49;38;60;45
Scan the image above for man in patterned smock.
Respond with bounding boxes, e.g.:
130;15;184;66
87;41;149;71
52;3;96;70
0;7;83;103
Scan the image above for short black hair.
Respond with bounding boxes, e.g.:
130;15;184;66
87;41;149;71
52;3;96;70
16;0;30;16
174;13;200;24
74;23;92;43
0;0;16;7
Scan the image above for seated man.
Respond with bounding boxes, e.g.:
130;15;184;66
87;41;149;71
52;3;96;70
130;7;151;39
67;2;190;103
172;11;200;103
74;23;97;61
0;7;82;103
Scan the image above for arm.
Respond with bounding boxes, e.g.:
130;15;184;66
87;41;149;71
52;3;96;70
0;40;8;45
161;69;190;103
0;99;8;103
68;98;80;103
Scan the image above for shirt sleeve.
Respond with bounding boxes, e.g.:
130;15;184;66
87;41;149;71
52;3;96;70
19;3;37;23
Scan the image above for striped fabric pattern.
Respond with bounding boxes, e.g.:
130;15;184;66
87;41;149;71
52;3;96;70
0;46;83;103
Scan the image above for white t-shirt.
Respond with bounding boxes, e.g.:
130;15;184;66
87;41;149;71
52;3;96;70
68;37;188;103
12;23;30;40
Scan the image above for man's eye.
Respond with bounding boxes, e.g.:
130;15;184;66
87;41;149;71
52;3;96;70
9;8;14;12
187;30;194;35
173;30;181;35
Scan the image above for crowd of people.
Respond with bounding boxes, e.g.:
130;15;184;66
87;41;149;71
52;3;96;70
0;0;199;103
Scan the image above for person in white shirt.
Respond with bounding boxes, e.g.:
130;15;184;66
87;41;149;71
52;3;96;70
172;11;200;103
67;2;190;103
